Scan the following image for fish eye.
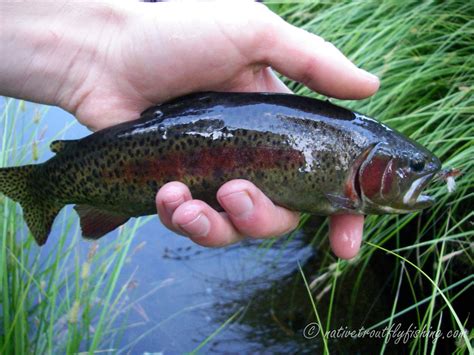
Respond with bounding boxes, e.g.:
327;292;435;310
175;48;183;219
410;159;425;172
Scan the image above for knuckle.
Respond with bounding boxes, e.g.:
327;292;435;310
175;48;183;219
299;56;320;88
161;181;188;191
236;215;274;238
280;216;299;235
242;209;298;239
218;179;256;197
177;199;206;213
188;199;209;211
248;10;282;63
157;182;190;202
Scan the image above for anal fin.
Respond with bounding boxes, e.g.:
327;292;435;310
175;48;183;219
74;205;130;239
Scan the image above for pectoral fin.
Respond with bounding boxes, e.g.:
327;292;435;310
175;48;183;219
74;205;130;239
325;193;357;211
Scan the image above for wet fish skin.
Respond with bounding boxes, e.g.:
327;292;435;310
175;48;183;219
0;92;441;245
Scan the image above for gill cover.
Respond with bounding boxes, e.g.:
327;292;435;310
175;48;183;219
358;142;399;205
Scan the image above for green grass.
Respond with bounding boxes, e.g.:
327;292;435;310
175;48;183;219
1;0;473;353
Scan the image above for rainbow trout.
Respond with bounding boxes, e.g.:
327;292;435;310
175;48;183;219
0;92;441;245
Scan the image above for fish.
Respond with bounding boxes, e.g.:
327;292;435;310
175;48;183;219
0;92;442;245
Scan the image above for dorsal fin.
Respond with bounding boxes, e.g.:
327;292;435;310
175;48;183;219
50;139;77;153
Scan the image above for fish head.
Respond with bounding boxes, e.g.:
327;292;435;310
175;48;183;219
357;140;441;214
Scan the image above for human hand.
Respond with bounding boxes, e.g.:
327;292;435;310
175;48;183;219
0;1;379;259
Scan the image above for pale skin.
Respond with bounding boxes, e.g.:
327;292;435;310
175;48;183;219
0;1;379;259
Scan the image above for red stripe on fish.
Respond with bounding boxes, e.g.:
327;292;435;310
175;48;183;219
118;146;305;183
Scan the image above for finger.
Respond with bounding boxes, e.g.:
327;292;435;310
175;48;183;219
217;179;300;238
156;181;192;232
171;200;244;247
329;214;364;259
256;16;380;99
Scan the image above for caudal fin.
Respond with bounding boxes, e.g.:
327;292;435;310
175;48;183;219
0;165;62;245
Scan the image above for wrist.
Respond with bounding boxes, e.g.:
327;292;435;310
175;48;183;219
0;1;129;110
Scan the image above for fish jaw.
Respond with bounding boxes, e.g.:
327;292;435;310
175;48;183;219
401;173;436;209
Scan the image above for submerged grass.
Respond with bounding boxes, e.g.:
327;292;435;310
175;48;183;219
1;0;473;353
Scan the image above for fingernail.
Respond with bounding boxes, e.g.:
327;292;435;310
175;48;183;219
359;68;379;83
220;191;254;217
178;213;210;238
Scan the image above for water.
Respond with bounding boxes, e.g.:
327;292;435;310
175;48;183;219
110;223;315;353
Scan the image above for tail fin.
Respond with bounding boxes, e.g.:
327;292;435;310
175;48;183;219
0;165;62;245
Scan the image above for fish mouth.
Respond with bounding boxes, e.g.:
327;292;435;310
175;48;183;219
402;173;436;209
